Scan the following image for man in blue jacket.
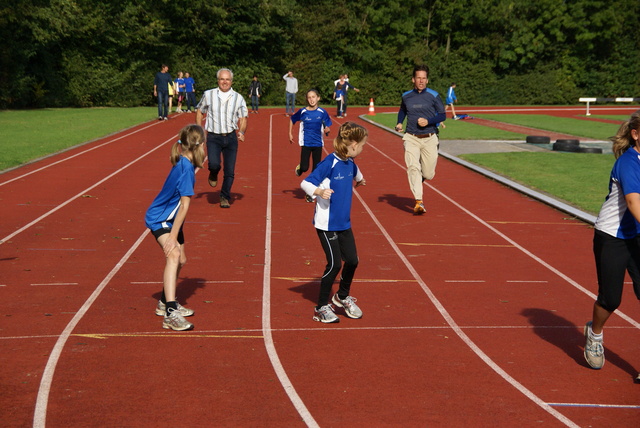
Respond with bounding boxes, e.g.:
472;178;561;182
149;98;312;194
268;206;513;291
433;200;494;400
395;65;446;215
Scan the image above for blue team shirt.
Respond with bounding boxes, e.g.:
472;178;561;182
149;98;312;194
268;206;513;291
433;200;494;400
594;147;640;238
175;77;185;93
184;77;195;92
290;107;332;147
145;156;196;231
446;86;457;104
303;153;363;231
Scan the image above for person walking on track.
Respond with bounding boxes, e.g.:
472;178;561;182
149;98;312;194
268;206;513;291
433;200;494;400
395;64;446;215
289;89;332;202
145;125;205;331
584;110;640;371
301;122;367;323
196;68;248;208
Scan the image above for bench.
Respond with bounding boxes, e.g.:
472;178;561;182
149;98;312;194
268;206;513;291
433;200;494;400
579;97;640;115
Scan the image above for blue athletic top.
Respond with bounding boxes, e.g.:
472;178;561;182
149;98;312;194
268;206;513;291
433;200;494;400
175;77;185;93
397;88;446;134
446;86;457;104
301;153;364;231
184;77;195;92
594;147;640;238
145;156;195;231
290;107;332;147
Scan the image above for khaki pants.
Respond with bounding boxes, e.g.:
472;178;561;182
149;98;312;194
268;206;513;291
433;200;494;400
402;133;439;200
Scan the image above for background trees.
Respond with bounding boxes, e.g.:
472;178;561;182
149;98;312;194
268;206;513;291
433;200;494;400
3;0;639;109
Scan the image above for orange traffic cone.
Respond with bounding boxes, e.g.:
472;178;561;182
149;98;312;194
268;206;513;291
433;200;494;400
368;98;376;116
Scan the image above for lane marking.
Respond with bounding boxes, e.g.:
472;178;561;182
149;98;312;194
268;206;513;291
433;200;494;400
548;403;640;409
399;242;513;248
273;276;415;283
2;135;177;245
73;333;262;339
362;142;581;427
487;220;587;226
0;121;160;187
130;280;244;285
263;114;319;427
5;324;636;341
31;283;79;286
33;230;149;428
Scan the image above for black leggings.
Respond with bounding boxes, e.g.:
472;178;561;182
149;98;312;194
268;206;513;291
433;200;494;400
316;228;358;307
593;229;640;311
299;146;323;174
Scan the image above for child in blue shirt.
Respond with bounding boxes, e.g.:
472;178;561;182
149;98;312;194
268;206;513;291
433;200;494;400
301;122;367;323
289;89;332;201
145;124;205;331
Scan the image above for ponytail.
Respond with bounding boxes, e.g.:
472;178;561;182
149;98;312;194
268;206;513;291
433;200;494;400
171;124;205;167
333;122;367;159
611;110;640;159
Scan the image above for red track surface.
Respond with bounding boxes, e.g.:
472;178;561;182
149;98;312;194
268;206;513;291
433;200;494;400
1;105;638;427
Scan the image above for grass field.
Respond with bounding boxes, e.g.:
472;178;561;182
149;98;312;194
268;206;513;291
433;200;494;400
0;107;157;171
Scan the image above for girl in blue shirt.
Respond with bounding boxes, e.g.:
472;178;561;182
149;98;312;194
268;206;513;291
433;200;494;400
145;124;205;331
301;122;367;323
585;110;640;370
289;89;332;201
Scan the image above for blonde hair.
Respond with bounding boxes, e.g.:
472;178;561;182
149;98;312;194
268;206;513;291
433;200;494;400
171;124;205;168
333;122;367;159
611;110;640;159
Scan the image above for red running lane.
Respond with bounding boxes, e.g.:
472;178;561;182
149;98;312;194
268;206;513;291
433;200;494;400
1;106;638;427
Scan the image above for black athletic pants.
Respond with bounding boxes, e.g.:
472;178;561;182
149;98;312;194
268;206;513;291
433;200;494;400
316;228;358;307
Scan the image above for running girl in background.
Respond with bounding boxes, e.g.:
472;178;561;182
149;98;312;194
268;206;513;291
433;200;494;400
145;124;206;331
289;89;332;202
301;122;367;323
174;71;186;113
585;110;640;371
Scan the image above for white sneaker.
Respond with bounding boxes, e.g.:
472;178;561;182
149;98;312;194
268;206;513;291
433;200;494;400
155;300;194;317
313;304;339;323
331;294;363;319
584;321;604;369
163;308;194;331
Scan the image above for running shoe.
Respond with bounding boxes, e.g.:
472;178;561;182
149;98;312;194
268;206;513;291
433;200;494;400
220;196;230;208
584;321;604;369
163;308;194;331
331;294;363;319
313;304;339;323
305;195;314;203
295;164;301;177
155;300;194;317
414;200;426;214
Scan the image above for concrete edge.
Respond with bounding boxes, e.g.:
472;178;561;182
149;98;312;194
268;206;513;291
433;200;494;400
359;115;597;225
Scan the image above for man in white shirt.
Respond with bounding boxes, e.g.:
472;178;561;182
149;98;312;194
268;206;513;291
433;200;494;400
283;70;298;116
196;68;248;208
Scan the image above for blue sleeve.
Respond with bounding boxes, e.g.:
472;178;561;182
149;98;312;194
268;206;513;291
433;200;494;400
323;111;333;127
290;109;302;124
397;96;407;125
305;156;333;187
616;154;640;195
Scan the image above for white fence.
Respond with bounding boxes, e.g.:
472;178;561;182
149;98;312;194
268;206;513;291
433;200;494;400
579;97;640;115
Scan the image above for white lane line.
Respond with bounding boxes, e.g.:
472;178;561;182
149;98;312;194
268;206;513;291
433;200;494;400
352;185;580;427
363;142;581;427
33;229;149;428
367;140;640;330
1;135;176;245
262;114;319;427
0;121;160;187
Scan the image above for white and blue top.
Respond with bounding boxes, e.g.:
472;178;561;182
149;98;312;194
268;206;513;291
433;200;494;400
301;153;364;231
594;147;640;239
290;107;332;147
145;156;195;231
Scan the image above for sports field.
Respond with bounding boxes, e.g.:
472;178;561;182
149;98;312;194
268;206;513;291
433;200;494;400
1;105;639;426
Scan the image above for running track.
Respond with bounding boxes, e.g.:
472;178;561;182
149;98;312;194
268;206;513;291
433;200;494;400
1;105;638;427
